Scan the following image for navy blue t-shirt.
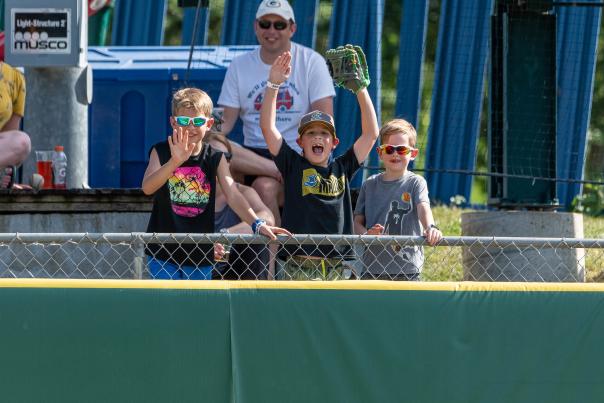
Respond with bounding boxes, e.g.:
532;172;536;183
274;142;360;259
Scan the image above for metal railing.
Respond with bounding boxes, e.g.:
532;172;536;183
0;233;602;282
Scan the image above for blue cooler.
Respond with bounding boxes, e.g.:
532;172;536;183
88;46;254;188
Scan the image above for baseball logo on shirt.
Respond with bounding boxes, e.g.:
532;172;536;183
301;168;345;197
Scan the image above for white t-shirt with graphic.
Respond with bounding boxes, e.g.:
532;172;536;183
218;42;336;153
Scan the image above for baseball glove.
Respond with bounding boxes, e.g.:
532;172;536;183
325;44;370;93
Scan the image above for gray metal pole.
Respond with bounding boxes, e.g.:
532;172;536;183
23;66;91;189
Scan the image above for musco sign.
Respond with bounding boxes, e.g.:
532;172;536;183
11;9;71;54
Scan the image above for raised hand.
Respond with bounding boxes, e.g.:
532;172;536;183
269;51;291;86
168;126;196;165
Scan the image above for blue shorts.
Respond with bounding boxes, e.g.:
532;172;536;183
146;257;212;280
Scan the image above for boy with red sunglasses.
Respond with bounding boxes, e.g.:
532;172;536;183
142;88;290;280
353;119;442;280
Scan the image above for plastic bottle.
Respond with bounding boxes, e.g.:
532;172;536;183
52;146;67;189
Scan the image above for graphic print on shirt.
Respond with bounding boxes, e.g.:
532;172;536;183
301;168;346;197
384;192;413;257
254;87;294;111
248;81;301;124
168;166;211;217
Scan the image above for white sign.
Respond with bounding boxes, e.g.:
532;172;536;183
11;8;71;54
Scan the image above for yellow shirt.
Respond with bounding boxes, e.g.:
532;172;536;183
0;62;26;130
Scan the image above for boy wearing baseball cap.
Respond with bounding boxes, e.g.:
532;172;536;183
217;0;335;229
259;51;379;280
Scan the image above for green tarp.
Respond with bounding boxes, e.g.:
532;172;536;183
0;280;603;402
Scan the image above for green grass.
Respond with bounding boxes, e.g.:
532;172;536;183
583;214;604;281
423;206;604;282
421;205;464;281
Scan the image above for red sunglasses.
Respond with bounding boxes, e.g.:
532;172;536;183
378;144;418;158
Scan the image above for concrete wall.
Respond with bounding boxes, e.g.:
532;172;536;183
0;211;149;233
0;212;150;279
0;190;151;278
461;211;585;282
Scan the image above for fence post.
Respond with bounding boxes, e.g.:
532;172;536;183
132;232;145;279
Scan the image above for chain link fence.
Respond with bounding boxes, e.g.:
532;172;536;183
0;233;602;282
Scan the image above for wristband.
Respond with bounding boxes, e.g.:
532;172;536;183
266;81;281;90
426;224;439;232
251;218;267;235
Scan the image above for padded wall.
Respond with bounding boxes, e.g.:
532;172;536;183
1;280;604;402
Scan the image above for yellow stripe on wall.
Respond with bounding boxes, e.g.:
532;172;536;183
0;278;604;292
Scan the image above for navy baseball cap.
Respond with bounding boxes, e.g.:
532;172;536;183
298;110;337;139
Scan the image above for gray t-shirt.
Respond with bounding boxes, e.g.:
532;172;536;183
354;172;430;275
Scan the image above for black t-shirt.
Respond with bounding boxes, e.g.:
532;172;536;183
274;142;360;258
146;141;224;267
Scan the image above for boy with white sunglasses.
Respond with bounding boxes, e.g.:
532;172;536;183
353;119;443;280
142;87;290;280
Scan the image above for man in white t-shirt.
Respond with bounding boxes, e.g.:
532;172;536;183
218;0;335;225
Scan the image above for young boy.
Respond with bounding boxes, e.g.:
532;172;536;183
259;52;379;280
142;88;290;280
353;119;443;280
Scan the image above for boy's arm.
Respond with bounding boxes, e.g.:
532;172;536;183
239;184;275;225
217;156;291;239
354;215;367;235
223;184;275;234
259;52;291;156
354;214;384;235
141;149;178;195
352;88;380;164
141;127;196;195
417;202;443;246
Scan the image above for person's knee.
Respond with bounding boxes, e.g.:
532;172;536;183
2;130;31;165
13;131;31;162
252;177;280;200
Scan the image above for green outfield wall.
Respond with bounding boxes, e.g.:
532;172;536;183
1;280;604;402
